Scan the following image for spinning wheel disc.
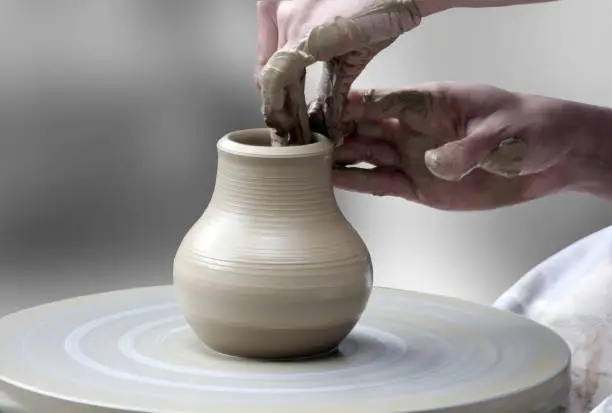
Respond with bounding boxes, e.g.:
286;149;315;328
0;286;570;413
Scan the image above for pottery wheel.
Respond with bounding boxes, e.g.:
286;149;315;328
0;286;570;413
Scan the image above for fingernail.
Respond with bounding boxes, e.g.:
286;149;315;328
424;149;467;181
424;149;440;170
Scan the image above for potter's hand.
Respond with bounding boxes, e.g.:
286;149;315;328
333;82;588;211
255;0;429;145
255;0;560;145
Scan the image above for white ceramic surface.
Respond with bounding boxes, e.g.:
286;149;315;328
0;286;571;413
0;391;21;413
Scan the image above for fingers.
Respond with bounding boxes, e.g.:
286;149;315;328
334;136;400;167
262;18;361;124
262;15;362;117
424;116;526;181
333;118;400;167
332;116;413;198
259;1;424;138
350;0;422;44
312;40;393;141
284;71;311;144
255;0;281;88
342;88;434;122
351;118;401;141
332;167;417;200
260;50;311;120
343;85;530;182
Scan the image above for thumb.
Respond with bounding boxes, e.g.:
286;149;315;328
424;122;527;181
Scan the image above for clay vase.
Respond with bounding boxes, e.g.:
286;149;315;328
173;128;373;360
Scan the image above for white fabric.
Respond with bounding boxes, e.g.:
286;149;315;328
494;225;612;413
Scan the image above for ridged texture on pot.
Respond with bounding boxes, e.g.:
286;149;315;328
173;129;373;359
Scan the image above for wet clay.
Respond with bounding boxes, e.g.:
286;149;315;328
261;15;370;145
307;38;394;145
269;66;311;146
359;88;431;118
173;128;373;359
332;88;534;210
259;2;422;146
481;137;527;177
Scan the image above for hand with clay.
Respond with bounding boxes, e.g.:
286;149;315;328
333;82;612;210
256;0;423;145
255;0;558;146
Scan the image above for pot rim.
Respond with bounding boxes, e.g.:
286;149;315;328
217;128;333;158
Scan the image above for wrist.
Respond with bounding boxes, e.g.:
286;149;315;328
557;99;612;200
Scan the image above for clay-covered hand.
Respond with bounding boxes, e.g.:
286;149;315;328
333;82;583;210
255;0;431;145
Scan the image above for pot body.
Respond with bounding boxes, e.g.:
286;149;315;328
173;129;372;359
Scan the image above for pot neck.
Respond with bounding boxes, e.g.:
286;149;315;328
209;129;338;217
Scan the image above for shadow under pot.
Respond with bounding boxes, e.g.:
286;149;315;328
173;128;373;360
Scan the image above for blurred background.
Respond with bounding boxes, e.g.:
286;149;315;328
1;0;612;322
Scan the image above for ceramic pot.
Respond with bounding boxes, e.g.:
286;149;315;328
173;128;373;360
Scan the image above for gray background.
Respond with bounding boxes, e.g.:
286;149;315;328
1;1;612;316
0;0;611;411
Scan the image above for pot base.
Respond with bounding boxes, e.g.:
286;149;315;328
184;318;355;361
210;343;341;363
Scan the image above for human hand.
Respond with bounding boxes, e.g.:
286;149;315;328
256;0;443;145
333;82;581;210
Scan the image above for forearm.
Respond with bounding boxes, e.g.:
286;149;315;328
414;0;559;18
561;100;612;200
450;0;559;9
